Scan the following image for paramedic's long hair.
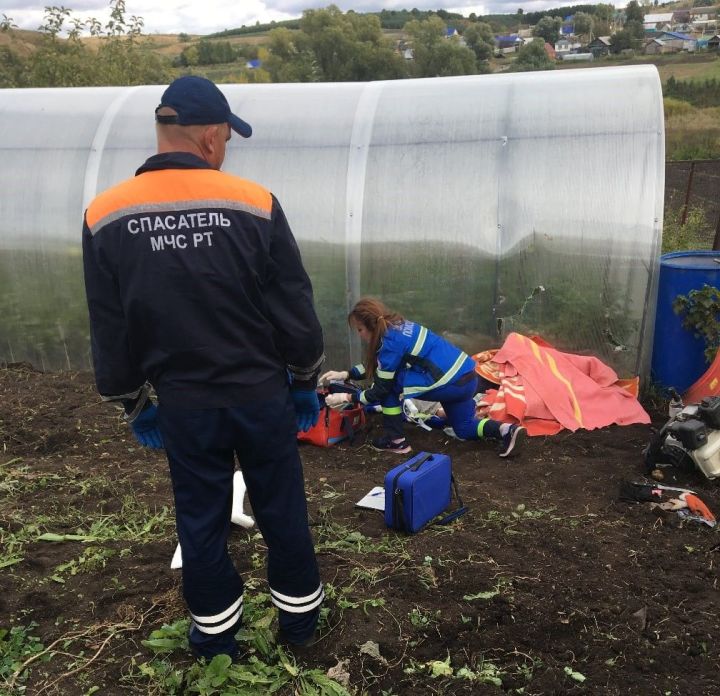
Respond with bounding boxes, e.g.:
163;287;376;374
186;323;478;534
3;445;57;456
348;298;404;381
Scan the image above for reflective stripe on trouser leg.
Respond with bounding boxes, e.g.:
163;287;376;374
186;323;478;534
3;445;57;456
381;392;404;439
479;417;501;439
270;584;324;614
231;390;323;644
158;405;245;659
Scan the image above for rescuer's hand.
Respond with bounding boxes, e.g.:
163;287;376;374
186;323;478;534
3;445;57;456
320;370;349;385
325;392;353;410
129;402;164;449
291;389;320;432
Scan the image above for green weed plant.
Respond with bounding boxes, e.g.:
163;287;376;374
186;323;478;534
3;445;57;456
662;205;714;254
673;284;720;364
0;622;49;688
135;606;350;696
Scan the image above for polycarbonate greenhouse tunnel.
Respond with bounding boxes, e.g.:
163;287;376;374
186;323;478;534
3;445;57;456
0;65;664;380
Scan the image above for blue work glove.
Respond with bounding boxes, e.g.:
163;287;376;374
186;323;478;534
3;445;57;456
130;403;164;449
291;389;320;433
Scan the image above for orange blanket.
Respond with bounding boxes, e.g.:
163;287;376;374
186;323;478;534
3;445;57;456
473;333;650;436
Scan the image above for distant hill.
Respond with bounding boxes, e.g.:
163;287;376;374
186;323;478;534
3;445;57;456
0;27;45;57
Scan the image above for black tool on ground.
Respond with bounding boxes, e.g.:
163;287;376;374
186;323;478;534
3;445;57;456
618;480;695;503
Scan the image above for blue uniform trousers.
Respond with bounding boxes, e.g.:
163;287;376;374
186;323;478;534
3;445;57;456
158;389;322;658
382;374;501;440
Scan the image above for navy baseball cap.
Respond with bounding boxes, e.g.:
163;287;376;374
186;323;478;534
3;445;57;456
155;75;252;138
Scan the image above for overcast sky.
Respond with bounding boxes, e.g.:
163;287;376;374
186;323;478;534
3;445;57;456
1;1;603;35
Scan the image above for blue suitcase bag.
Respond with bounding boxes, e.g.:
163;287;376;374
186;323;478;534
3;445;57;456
384;452;467;533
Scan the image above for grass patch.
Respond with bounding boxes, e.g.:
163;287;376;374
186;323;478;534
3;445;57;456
314;519;408;555
662;205;715;253
666;104;720;160
0;458;63;497
657;55;720;83
1;494;172;574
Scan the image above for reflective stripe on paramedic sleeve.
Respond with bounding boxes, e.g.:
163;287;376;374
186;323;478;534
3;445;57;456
349;363;366;379
359;375;394;405
410;326;428;356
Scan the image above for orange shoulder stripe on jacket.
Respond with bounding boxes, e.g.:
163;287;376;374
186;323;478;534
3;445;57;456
86;169;273;232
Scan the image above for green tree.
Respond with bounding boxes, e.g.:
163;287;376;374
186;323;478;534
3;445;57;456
404;15;477;77
0;14;23;87
510;39;555;72
1;13;18;31
624;19;645;40
594;3;615;23
87;1;169;85
532;16;562;45
610;29;637;53
0;47;24;87
28;6;95;86
196;40;236;65
463;22;496;69
26;1;168;87
625;1;644;24
266;5;406;82
573;12;594;37
179;44;200;67
593;20;611;37
265;27;318;82
298;5;405;81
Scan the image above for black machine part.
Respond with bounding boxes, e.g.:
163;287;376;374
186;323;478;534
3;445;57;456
698;396;720;430
667;419;708;451
643;411;702;473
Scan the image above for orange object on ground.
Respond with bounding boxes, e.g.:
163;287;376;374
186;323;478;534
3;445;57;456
297;394;365;447
683;349;720;404
474;333;650;436
683;493;717;526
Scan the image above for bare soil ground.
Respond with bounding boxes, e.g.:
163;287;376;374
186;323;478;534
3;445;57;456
1;365;719;695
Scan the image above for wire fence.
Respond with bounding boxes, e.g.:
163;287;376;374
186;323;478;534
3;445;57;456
665;159;720;250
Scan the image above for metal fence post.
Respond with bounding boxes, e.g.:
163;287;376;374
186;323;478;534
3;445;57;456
680;160;696;226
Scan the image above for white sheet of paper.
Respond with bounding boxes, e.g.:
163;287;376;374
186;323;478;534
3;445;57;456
355;486;385;511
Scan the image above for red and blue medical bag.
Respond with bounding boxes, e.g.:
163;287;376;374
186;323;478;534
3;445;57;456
297;391;365;447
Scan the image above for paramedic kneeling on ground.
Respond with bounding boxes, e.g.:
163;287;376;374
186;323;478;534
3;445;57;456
82;76;325;661
323;297;526;458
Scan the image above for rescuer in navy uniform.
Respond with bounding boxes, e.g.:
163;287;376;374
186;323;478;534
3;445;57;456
82;76;325;660
323;297;526;457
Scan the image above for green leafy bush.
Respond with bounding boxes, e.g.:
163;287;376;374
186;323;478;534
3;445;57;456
673;284;720;364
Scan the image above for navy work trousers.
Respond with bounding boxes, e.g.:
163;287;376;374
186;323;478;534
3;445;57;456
382;375;502;440
158;389;322;659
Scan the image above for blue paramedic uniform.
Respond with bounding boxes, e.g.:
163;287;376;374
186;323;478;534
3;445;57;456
350;321;501;441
